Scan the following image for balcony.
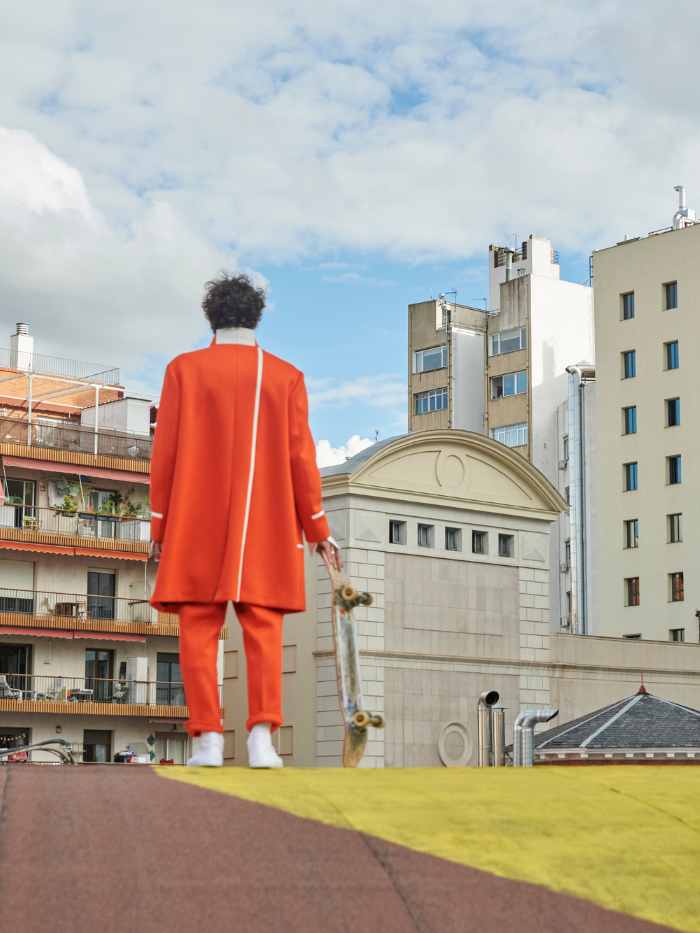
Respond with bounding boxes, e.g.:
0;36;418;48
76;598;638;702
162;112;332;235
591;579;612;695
0;418;151;474
0;504;150;558
0;672;226;718
0;587;228;640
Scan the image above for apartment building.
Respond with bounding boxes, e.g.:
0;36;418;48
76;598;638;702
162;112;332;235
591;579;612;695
408;235;596;634
593;190;700;642
0;324;224;763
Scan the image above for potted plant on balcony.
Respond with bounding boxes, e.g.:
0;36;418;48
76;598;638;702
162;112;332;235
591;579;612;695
53;477;93;517
120;488;145;522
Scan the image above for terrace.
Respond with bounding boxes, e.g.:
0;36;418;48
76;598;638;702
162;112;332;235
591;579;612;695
0;587;228;639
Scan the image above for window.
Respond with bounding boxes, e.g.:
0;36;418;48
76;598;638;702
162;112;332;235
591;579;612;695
491;422;527;448
565;486;570;505
2;478;36;529
491;370;527;398
83;729;112;764
668;455;681;485
626;577;640;607
670;628;685;642
498;534;512;557
472;531;486;554
623;406;637;434
565;541;571;564
414;345;447;373
415;388;448;415
670;572;684;602
87;570;115;620
624;462;638;491
389;520;405;545
624;519;638;549
669;513;682;543
666;341;679;370
665;282;678;310
445;527;460;551
622;350;636;378
563;436;569;461
85;648;113;702
490;328;527;356
157;653;185;705
622;292;635;320
667;398;680;427
417;524;433;548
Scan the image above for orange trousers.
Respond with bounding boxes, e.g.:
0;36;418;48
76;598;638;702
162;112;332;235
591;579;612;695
178;602;284;737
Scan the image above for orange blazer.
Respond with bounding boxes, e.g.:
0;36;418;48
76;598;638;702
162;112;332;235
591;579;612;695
149;339;330;613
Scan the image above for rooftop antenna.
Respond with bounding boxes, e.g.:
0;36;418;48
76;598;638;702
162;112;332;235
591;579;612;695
471;298;487;309
673;185;696;229
510;232;521;250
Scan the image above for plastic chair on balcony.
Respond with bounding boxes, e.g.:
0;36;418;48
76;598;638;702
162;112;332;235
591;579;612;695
0;675;22;700
23;515;38;530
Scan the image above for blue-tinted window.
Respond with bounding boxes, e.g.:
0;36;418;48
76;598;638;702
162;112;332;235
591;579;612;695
623;351;636;378
415;388;448;415
624;407;637;434
622;293;635;320
666;341;679;370
491;370;527;398
666;282;678;309
667;398;680;427
668;455;681;485
625;462;638;491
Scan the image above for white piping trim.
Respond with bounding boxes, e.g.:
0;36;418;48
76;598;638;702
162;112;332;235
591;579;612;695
151;511;163;519
236;346;263;601
296;543;304;549
311;509;325;520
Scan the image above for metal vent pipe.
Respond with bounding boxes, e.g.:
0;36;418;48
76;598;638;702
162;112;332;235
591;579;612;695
491;704;506;767
477;690;499;767
513;709;558;767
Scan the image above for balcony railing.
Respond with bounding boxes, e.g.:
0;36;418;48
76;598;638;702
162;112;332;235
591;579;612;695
0;586;175;630
0;504;150;553
0;418;152;463
0;348;120;384
0;673;220;714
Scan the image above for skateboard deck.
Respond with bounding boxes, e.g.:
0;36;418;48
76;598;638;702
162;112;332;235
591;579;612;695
321;553;385;767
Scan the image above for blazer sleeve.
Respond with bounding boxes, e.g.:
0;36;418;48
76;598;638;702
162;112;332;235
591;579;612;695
288;371;331;543
149;361;181;542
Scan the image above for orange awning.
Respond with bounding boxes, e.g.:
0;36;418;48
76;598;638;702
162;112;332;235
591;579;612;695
0;626;73;639
73;632;146;642
75;547;147;562
1;455;149;484
0;541;148;562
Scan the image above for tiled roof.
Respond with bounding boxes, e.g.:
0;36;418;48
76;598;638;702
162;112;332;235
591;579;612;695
535;690;700;750
319;435;404;477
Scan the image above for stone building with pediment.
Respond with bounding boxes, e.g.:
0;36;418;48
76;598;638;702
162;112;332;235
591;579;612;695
221;429;700;768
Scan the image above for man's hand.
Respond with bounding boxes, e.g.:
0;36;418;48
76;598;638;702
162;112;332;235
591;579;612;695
309;537;343;572
149;541;162;562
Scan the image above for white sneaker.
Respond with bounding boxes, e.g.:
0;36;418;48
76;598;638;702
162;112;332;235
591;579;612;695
247;723;283;769
186;732;224;767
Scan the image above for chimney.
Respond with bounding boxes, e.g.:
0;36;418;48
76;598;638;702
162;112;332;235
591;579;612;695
672;185;696;229
10;324;34;372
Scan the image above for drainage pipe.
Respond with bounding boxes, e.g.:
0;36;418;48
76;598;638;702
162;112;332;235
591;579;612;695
566;366;584;634
491;704;506;767
477;690;499;767
514;710;559;767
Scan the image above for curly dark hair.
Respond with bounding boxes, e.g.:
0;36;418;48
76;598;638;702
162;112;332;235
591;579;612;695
202;272;267;330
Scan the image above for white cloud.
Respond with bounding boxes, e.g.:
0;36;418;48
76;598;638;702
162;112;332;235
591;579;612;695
321;272;395;286
316;433;374;468
307;373;405;410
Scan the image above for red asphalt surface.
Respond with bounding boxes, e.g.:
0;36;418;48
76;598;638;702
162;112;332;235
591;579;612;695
0;766;674;933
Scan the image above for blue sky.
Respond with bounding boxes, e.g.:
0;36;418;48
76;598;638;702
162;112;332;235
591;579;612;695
0;2;695;460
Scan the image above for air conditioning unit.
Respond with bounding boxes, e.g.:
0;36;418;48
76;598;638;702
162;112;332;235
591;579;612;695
559;459;569;470
561;614;571;627
559;562;570;573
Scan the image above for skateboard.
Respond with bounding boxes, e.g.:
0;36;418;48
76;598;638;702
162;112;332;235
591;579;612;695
321;553;385;767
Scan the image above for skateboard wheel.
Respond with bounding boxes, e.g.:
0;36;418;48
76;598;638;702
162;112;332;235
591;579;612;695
372;714;386;729
341;585;357;602
352;711;370;729
359;592;374;606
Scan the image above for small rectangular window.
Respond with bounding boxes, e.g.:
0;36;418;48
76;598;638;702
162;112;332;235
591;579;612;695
491;370;527;398
667;398;680;427
563;436;569;461
389;520;405;545
445;527;460;551
622;350;636;379
564;486;570;505
415;388;448;415
624;462;638;491
670;628;685;642
414;345;448;373
490;328;527;356
623;633;641;640
668;455;681;485
622;292;635;320
472;531;486;554
623;406;637;434
498;534;512;558
626;577;640;607
491;422;528;448
624;519;638;549
669;513;682;543
417;524;433;548
670;572;684;603
665;282;678;310
666;341;679;370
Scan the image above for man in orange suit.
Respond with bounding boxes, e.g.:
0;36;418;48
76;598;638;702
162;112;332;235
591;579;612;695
149;273;341;768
